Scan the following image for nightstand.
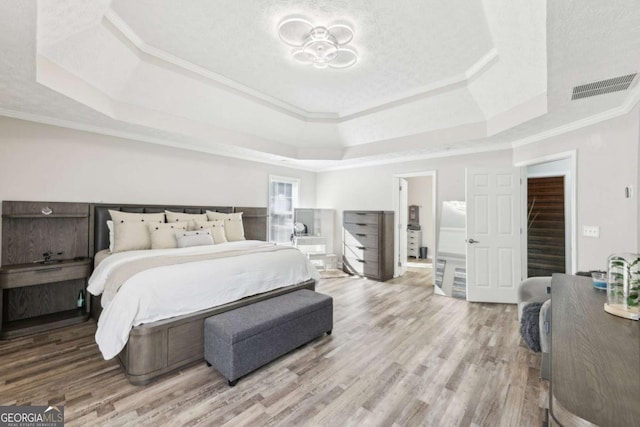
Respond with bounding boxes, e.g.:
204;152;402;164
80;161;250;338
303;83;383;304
0;259;91;339
1;200;91;339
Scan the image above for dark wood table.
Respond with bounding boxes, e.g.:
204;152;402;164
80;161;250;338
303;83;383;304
550;273;640;426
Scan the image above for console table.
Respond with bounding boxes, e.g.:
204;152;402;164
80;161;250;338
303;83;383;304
550;274;640;426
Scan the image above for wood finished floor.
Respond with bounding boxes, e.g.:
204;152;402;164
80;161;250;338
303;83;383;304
0;272;548;426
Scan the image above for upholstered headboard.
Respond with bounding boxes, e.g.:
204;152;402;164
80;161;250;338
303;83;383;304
89;203;268;257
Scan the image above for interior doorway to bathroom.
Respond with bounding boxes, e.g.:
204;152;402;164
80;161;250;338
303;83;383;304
393;172;437;285
406;176;435;267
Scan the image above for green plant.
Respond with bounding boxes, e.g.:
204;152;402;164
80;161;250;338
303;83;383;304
608;256;640;307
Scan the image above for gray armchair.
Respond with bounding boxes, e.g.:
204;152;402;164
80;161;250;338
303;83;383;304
517;276;552;321
517;276;552;379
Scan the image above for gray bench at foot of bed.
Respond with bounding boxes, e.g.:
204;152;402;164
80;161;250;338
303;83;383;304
204;289;333;386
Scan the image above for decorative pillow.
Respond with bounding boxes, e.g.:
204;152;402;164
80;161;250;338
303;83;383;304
165;210;207;231
175;229;214;248
112;222;151;252
148;222;189;249
205;211;245;241
106;220;114;252
109;210;165;253
193;219;227;244
109;210;165;225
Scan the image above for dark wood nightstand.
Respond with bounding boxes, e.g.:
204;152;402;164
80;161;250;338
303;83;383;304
0;258;91;338
1;200;92;339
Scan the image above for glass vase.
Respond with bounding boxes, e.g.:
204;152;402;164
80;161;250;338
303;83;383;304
605;253;640;320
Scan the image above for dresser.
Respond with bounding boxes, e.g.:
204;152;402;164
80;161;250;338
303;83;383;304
342;211;394;281
407;229;422;258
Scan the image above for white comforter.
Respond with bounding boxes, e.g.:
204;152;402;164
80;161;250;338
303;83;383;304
88;241;320;360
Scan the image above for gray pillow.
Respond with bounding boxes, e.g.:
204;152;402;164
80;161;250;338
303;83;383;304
175;229;214;248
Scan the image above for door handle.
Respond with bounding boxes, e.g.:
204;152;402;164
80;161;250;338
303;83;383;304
466;238;480;244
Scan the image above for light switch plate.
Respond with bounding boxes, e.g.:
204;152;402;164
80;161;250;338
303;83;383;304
583;225;600;238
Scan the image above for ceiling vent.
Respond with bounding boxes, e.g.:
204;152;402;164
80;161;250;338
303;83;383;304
571;73;637;100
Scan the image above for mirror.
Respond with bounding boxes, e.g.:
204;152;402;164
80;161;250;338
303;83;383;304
434;201;467;298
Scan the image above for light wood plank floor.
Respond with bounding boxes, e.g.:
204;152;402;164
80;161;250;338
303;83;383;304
0;274;548;426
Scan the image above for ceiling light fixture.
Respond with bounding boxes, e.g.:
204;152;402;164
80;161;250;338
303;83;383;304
278;18;358;69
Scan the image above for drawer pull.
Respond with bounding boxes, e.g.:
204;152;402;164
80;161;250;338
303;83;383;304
356;259;365;263
355;213;366;215
356;223;367;226
36;267;62;273
356;246;366;250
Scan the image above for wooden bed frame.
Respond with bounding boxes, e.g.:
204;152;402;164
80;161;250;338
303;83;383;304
89;203;315;385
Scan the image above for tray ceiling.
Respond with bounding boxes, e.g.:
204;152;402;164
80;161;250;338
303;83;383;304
0;0;638;170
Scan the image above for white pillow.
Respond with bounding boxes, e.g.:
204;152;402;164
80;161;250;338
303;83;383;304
175;229;214;248
109;210;165;253
193;219;227;244
205;211;245;242
109;210;165;225
106;220;114;252
148;222;189;249
165;210;207;231
112;222;151;252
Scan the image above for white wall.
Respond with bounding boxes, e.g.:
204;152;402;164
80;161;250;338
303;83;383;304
514;104;640;271
2;104;639;273
0;117;316;255
316;150;513;256
407;176;434;253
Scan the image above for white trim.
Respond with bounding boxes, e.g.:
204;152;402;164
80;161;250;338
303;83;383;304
511;82;640;149
517;151;578;274
392;171;438;278
0;107;315;172
104;11;319;120
104;10;498;123
514;150;577;168
319;141;514;172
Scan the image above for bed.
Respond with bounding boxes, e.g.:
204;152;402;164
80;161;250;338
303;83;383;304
88;203;318;385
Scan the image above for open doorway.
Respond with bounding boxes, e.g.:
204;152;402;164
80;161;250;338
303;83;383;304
518;153;576;276
406;176;435;268
392;172;437;284
527;176;566;276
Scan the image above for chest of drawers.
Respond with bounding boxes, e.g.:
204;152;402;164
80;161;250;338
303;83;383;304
407;229;422;258
342;211;394;281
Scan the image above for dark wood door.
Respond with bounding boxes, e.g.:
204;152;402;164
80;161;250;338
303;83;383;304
527;176;565;277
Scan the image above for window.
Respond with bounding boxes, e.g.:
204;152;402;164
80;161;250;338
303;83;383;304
269;176;299;243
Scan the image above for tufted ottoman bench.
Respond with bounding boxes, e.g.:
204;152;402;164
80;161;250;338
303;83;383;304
204;289;333;386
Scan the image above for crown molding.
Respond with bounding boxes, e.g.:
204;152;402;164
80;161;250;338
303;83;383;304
315;140;513;172
103;9;498;124
511;81;640;149
0;107;316;172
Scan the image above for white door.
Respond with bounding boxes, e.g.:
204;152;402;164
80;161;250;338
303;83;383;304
397;178;409;276
466;168;522;303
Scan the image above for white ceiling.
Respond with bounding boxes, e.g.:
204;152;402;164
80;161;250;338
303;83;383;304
0;0;638;171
